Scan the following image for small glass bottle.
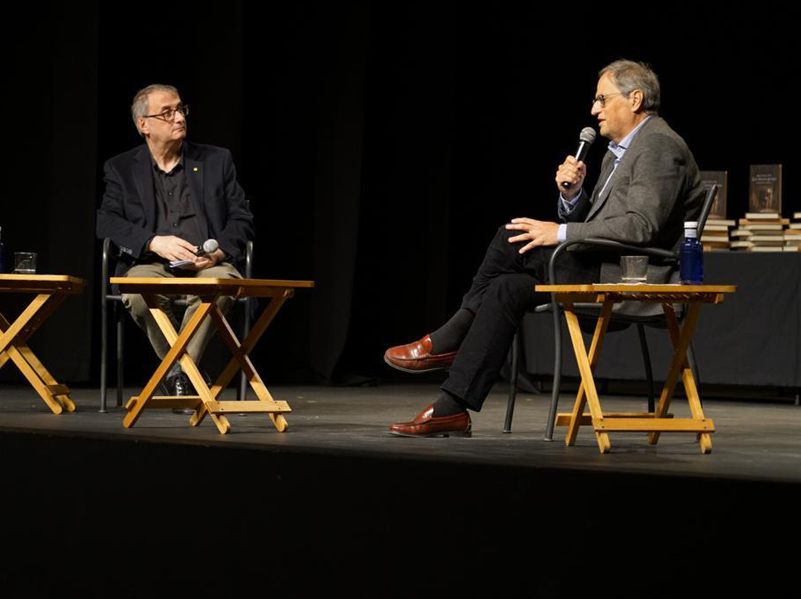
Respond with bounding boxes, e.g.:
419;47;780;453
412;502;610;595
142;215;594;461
680;221;704;284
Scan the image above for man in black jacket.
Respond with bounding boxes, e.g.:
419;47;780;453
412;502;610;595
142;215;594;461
96;84;254;394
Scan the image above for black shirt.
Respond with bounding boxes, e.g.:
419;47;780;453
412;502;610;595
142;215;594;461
151;155;205;249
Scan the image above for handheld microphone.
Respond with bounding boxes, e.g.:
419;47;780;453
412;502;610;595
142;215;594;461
561;127;596;189
169;239;219;269
194;239;219;257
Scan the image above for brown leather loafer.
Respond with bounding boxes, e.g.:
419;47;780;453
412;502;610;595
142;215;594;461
384;335;456;373
389;405;472;437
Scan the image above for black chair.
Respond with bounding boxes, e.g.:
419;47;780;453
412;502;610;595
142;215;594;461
504;183;718;438
99;238;254;413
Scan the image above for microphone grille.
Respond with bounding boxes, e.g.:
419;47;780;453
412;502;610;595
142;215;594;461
579;127;597;144
203;239;219;254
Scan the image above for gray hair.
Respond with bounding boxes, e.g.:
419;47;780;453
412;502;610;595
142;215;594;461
131;84;180;136
599;60;660;114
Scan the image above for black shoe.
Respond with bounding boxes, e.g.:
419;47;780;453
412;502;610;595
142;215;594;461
173;373;192;396
170;373;195;414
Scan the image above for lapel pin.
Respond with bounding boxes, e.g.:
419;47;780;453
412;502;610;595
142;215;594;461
193;167;198;172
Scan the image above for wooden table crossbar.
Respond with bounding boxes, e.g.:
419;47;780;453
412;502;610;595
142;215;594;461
536;284;736;454
111;277;313;434
0;275;85;413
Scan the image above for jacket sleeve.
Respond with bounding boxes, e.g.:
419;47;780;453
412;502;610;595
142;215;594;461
95;159;154;259
215;149;254;262
558;188;591;223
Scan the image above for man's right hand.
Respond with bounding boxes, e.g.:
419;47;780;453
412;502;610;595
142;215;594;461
147;235;198;262
555;155;586;201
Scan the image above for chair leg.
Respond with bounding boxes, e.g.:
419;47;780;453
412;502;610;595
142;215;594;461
503;331;520;434
116;303;125;408
636;324;655;413
544;302;562;441
100;296;109;413
238;298;252;401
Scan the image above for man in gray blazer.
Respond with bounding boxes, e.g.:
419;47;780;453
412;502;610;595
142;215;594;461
383;59;704;437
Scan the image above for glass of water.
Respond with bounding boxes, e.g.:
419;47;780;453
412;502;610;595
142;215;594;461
13;252;37;274
620;255;648;284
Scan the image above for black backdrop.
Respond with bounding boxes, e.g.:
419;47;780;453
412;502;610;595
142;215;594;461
2;2;799;386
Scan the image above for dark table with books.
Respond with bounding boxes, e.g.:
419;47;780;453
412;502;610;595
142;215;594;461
520;252;801;392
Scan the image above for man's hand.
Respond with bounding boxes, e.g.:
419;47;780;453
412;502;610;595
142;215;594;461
555;155;586;201
181;249;226;271
148;235;198;262
506;218;559;253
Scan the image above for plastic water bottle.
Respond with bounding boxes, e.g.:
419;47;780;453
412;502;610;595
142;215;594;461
680;221;703;284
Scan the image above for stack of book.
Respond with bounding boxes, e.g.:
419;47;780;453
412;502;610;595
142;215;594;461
731;213;788;252
695;166;790;252
785;213;801;251
698;172;731;251
700;218;735;251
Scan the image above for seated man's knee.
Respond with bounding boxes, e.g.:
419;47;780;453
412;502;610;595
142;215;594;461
495;224;517;244
486;274;539;310
492;223;534;260
198;263;242;280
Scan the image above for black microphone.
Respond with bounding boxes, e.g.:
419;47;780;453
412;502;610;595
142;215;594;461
561;127;596;189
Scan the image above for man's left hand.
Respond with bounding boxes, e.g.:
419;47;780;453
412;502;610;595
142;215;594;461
505;218;559;253
182;249;226;271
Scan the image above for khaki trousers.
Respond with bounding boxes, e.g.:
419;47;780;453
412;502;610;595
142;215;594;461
121;262;242;369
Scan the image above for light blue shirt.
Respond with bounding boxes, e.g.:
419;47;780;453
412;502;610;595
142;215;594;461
556;116;652;241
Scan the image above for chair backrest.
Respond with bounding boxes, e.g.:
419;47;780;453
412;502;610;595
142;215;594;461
696;183;718;236
101;237;121;300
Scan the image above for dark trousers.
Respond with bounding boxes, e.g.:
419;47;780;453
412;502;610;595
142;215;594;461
441;226;600;411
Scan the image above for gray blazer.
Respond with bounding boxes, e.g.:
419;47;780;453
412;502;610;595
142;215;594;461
562;115;704;287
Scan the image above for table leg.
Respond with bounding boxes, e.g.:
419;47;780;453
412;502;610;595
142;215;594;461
122;296;231;433
562;300;613;453
649;302;711;453
0;295;76;414
0;293;66;355
191;292;292;432
151;295;232;434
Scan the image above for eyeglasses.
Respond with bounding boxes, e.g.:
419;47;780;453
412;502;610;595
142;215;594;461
591;93;623;107
143;104;190;122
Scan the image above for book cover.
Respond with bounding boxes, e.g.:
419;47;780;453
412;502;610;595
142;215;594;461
699;171;728;219
748;164;782;214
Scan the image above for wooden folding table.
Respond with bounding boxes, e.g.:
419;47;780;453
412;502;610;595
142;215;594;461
111;277;314;434
536;284;736;454
0;274;85;413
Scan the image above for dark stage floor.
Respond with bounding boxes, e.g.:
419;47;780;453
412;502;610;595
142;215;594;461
2;382;800;597
2;382;801;482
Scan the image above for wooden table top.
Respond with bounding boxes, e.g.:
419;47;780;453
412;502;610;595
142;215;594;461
111;277;315;297
536;283;737;294
535;283;737;305
0;274;86;293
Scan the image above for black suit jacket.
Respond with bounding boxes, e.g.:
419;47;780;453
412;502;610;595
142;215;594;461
96;141;254;274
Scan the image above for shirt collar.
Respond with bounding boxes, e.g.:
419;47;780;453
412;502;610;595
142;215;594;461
607;115;651;160
149;149;185;175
